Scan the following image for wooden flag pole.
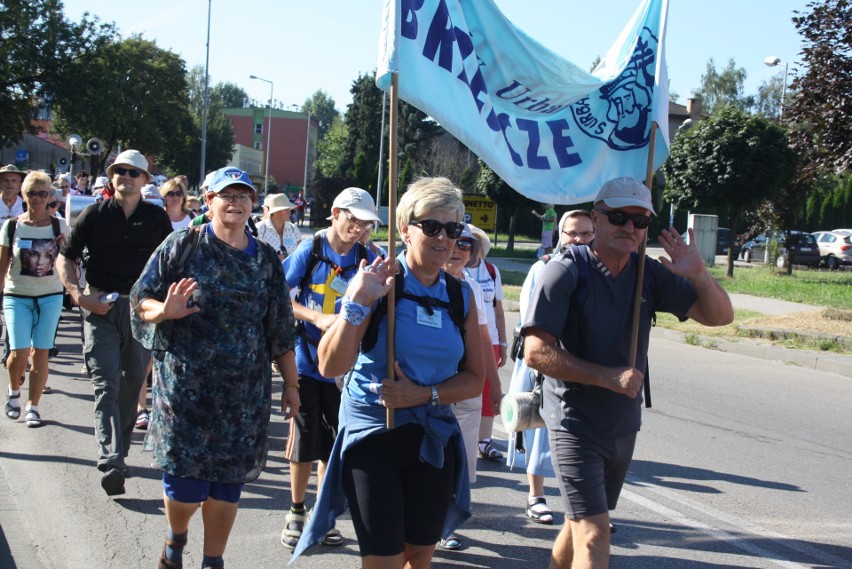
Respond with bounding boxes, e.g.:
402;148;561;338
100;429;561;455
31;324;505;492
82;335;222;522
628;121;658;372
385;74;400;429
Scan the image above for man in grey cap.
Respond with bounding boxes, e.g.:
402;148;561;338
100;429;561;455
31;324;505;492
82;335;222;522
58;149;172;496
0;164;26;222
522;177;734;569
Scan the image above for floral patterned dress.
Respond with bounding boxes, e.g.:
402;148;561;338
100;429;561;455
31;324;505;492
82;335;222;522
130;227;297;483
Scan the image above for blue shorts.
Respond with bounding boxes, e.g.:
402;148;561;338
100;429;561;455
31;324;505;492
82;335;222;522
162;472;244;504
3;294;63;350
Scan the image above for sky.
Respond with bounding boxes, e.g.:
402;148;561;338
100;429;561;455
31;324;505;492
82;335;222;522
60;0;808;114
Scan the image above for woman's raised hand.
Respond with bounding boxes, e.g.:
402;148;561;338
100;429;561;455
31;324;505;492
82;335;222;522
162;277;202;320
346;258;395;306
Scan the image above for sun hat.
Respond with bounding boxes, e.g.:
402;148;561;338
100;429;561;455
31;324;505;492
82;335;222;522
458;224;480;268
207;167;256;195
92;176;109;190
468;224;492;258
593;177;655;215
330;187;381;223
106;149;151;181
0;164;26;179
265;193;296;214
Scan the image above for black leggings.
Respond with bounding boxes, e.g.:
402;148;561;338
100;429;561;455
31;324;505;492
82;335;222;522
342;423;457;557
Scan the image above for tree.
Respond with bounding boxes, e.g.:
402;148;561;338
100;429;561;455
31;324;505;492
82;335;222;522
0;0;115;145
693;58;754;114
301;90;339;143
212;82;249;109
475;159;536;251
52;36;193;167
754;75;784;119
663;105;796;277
787;0;852;177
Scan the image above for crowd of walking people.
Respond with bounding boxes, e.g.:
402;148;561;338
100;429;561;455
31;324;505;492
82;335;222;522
1;153;733;569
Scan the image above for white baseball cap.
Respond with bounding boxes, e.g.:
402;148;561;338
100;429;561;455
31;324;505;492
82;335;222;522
594;177;655;215
330;187;381;222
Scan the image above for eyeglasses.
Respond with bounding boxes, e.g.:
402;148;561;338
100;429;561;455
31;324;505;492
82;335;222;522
456;239;474;251
341;210;374;230
26;190;51;198
58;185;71;190
594;207;651;229
113;167;142;178
563;231;594;240
165;190;183;198
216;192;253;204
410;219;465;239
47;201;60;208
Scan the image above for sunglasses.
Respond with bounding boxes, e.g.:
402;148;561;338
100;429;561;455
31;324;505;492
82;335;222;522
410;219;465;239
113;167;142;178
456;239;474;251
165;190;183;197
26;190;51;198
594;207;651;229
47;201;60;208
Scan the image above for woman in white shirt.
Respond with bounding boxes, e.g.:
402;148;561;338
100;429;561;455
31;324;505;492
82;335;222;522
256;193;301;260
159;178;192;230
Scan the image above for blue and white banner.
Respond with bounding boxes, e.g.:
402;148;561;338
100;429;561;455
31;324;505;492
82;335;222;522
377;0;670;205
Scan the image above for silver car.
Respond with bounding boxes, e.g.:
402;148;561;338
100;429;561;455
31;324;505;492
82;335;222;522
812;231;852;270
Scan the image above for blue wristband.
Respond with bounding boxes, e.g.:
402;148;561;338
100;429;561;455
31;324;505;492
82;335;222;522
340;296;371;326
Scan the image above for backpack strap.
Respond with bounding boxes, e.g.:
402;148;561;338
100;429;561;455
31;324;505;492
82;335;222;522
361;264;467;360
6;217;61;244
483;260;497;307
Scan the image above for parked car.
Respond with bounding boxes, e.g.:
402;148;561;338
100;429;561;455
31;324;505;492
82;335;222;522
776;232;820;268
739;233;769;262
715;227;739;255
812;230;852;270
740;231;820;268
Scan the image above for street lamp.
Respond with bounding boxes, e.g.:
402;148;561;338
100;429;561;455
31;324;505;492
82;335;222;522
249;74;273;194
764;56;788;119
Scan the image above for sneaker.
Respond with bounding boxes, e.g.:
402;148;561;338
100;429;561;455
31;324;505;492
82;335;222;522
100;467;126;496
439;534;462;550
25;409;42;428
135;409;150;430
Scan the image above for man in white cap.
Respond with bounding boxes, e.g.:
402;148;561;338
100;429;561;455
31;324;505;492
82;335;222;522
0;164;26;222
280;187;381;549
58;149;173;496
522;177;734;568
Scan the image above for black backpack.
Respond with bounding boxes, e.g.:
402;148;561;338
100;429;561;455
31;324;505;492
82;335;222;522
361;261;467;364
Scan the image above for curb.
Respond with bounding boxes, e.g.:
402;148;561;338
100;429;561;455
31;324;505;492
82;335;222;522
651;328;852;379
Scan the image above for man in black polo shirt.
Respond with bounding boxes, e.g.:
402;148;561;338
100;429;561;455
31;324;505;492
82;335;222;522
58;149;172;496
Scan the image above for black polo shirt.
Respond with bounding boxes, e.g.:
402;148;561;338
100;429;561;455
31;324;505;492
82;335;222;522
60;197;172;294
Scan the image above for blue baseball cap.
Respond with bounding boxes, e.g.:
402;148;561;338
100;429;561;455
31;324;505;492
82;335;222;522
207;167;256;195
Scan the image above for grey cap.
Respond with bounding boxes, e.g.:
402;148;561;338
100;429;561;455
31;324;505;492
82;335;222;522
594;177;655;215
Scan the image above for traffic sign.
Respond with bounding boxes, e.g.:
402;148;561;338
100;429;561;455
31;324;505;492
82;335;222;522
463;195;496;231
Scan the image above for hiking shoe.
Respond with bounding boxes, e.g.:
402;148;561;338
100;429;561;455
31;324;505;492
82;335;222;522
101;467;125;496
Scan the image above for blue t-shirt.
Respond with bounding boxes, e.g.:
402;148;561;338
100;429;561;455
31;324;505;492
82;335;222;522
283;231;375;382
345;253;471;405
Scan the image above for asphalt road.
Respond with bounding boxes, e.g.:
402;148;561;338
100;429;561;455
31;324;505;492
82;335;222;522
1;306;851;568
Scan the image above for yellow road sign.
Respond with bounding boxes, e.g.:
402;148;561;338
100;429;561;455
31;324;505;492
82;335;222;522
463;195;496;231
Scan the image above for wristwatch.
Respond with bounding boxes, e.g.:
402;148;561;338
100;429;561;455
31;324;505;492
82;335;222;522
430;385;440;406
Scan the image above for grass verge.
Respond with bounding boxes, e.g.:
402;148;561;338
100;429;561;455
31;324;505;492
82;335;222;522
709;266;852;310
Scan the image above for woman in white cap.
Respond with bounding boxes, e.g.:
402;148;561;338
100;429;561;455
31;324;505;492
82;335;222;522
256;193;301;259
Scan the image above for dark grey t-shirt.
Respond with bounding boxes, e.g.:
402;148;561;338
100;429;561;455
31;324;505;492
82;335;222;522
523;246;697;438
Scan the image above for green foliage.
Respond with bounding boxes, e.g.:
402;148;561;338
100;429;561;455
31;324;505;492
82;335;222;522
0;1;116;146
709;266;852;309
787;0;852;176
344;73;384;187
53;36;193;166
315;118;348;179
302;90;339;143
212;82;250;109
475;160;537;251
693;58;754;114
